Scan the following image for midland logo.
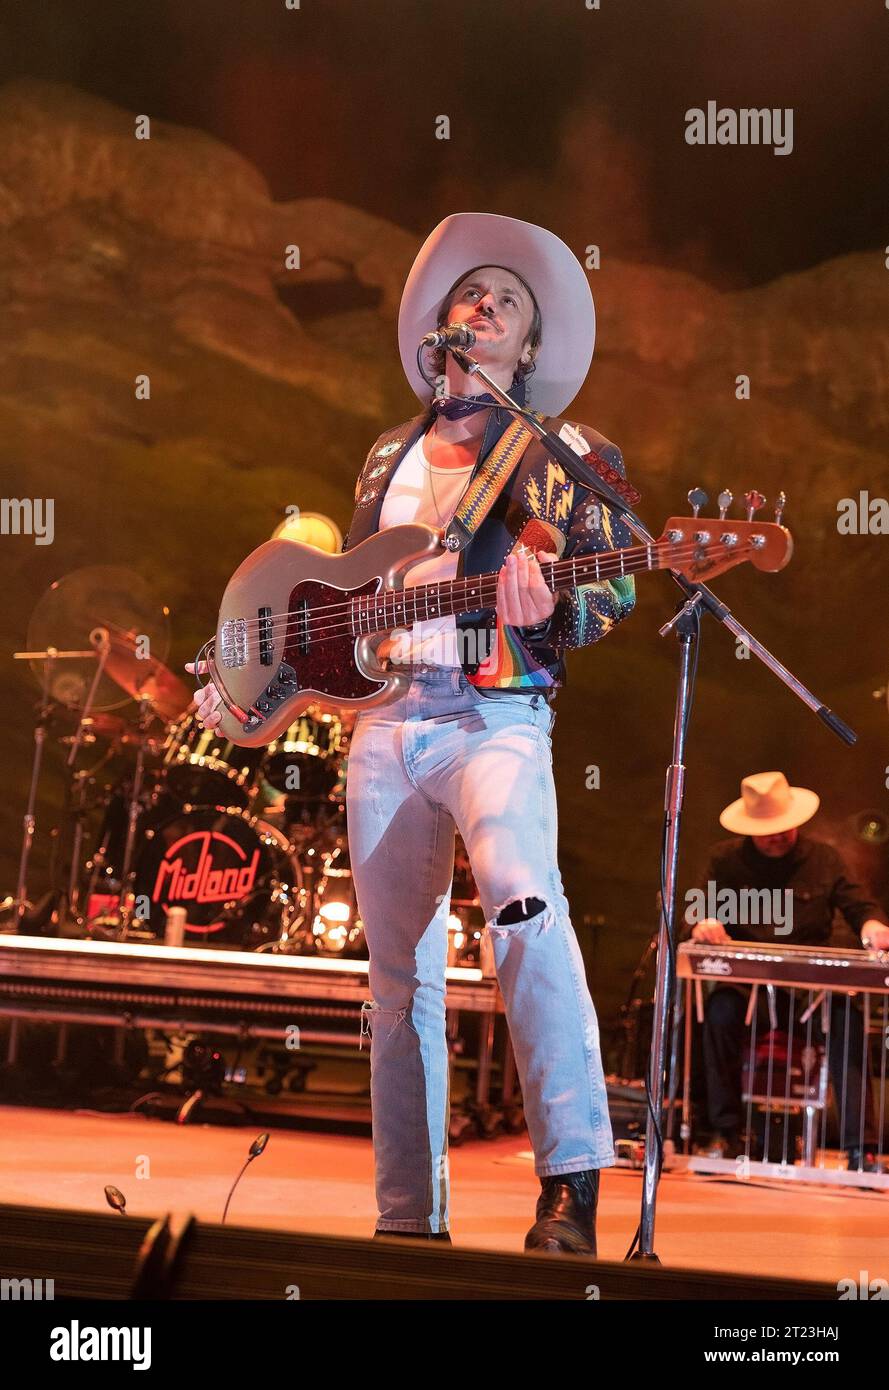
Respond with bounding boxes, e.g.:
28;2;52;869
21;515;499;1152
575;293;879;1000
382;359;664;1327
153;830;259;909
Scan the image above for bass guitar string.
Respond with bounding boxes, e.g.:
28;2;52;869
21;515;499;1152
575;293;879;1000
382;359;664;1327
227;541;715;654
237;544;691;645
225;539;708;640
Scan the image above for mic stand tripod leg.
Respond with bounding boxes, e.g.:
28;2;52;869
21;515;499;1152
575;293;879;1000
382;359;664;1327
633;600;699;1262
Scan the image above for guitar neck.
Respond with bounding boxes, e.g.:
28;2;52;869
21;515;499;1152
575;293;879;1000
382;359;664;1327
350;540;667;636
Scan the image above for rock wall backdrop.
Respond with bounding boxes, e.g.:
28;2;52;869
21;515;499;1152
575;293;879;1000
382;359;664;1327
1;80;887;1022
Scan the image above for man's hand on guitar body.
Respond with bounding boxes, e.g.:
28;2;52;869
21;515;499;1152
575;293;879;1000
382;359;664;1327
185;660;224;730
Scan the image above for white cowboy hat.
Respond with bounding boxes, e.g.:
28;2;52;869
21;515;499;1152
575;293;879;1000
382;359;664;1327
397;212;595;419
719;771;820;836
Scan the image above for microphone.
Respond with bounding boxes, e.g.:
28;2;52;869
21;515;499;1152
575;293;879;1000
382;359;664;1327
420;323;477;350
222;1132;270;1224
104;1185;127;1215
248;1132;270;1158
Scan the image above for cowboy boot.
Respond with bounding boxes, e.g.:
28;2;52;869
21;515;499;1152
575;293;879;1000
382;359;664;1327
524;1169;599;1254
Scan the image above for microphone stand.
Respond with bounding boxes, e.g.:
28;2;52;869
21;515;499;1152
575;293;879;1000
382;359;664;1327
446;346;857;1261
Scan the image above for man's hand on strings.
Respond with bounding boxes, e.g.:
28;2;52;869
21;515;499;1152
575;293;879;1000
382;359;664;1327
497;547;558;627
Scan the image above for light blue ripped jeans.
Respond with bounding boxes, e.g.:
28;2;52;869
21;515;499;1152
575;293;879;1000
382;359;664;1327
345;665;615;1235
345;667;611;1234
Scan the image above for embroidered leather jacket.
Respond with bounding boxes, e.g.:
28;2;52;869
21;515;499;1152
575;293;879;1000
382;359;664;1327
341;406;637;691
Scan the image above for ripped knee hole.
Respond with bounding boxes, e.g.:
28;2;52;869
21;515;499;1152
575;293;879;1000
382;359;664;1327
493;895;547;926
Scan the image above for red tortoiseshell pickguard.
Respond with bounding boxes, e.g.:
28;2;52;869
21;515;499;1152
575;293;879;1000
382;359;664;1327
283;578;385;699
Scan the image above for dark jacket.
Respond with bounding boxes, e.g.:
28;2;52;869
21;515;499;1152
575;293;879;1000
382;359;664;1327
686;834;888;947
341;405;637;691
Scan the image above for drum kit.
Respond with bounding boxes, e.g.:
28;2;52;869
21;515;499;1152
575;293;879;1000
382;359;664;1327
2;564;370;957
3;563;485;963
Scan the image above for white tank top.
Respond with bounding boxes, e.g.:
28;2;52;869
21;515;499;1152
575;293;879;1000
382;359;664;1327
377;434;475;667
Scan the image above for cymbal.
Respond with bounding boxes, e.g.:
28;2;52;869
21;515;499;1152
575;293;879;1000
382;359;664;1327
103;623;190;722
26;566;174;713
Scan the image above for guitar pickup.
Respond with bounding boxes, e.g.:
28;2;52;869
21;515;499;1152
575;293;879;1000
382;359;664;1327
292;597;309;657
258;606;273;666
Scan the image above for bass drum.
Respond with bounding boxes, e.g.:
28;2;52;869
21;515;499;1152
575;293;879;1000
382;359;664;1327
133;805;305;950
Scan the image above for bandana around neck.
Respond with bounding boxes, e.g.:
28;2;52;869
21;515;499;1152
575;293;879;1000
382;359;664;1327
431;372;527;420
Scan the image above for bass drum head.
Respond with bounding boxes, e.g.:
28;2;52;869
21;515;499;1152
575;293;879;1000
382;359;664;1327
133;805;303;950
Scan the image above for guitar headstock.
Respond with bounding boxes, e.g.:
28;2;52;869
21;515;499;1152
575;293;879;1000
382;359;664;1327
657;488;793;582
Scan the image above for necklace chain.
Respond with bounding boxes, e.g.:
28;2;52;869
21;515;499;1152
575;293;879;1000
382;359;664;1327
421;433;476;525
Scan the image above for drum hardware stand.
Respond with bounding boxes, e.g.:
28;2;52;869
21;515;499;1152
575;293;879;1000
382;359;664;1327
3;645;97;931
64;772;90;929
61;628;114;926
64;626;112;767
81;821;114;928
112;696;158;940
65;757;114;930
446;345;859;1260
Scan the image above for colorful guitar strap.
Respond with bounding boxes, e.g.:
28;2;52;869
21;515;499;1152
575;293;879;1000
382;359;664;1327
442;415;539;553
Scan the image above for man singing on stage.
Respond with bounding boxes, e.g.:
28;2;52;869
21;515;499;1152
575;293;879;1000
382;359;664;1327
193;213;638;1252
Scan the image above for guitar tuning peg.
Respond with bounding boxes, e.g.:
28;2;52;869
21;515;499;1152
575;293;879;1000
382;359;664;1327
744;489;766;522
688;487;708;518
717;489;733;520
774;490;786;525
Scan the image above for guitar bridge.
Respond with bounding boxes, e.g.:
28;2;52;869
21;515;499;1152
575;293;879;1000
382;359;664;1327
220;618;247;670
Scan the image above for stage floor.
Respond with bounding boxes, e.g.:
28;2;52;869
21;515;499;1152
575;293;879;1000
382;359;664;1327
0;1105;885;1287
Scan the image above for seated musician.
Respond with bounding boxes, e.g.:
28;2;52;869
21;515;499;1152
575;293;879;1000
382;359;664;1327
685;771;889;1169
